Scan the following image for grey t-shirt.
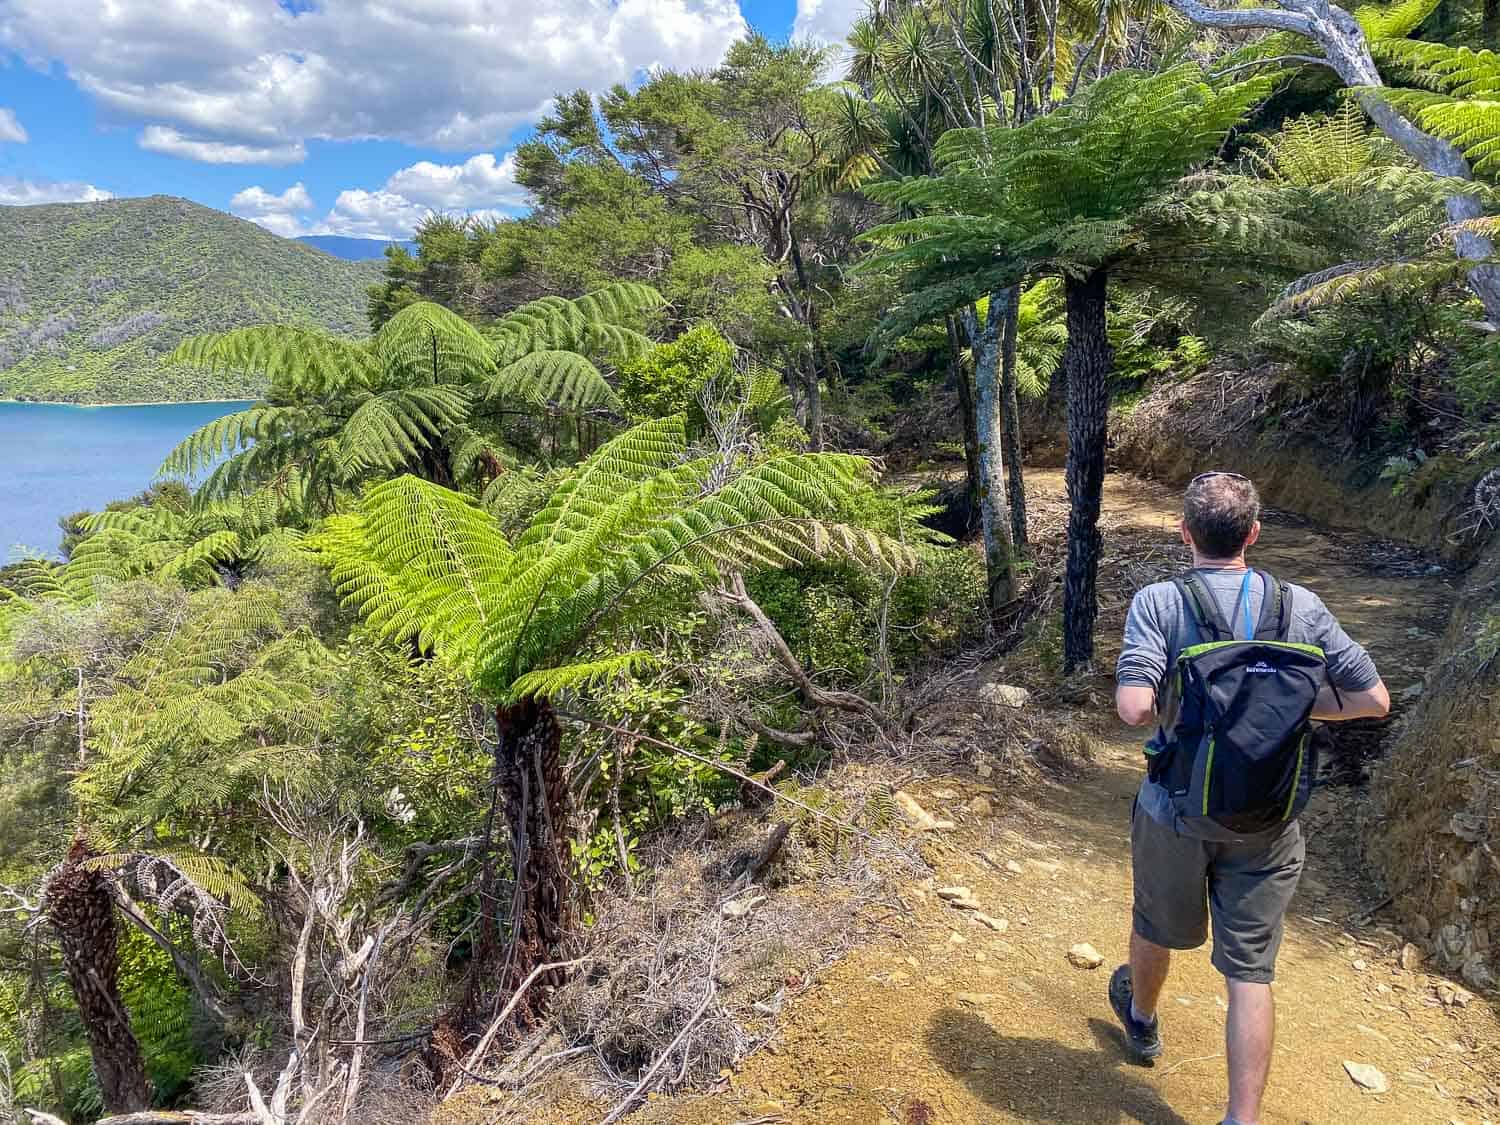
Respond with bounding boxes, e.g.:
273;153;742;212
1117;567;1380;838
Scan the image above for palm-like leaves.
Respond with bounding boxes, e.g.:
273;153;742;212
317;416;915;704
483;283;663;413
860;64;1289;326
163;284;666;512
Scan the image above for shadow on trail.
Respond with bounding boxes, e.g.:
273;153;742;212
927;1009;1192;1125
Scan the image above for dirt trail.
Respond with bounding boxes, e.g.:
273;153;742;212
529;470;1500;1125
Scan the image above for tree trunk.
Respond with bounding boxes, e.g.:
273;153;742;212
801;350;824;452
947;313;982;535
473;699;571;1029
1061;268;1112;675
998;285;1029;554
1165;0;1500;323
44;837;153;1114
788;240;826;451
961;296;1018;621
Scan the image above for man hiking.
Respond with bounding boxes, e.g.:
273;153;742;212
1112;471;1390;1125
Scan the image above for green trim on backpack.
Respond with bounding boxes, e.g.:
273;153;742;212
1202;736;1216;816
1179;639;1326;661
1284;731;1310;821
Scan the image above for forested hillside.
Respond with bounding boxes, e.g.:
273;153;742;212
0;197;375;403
3;4;1500;1124
295;235;418;260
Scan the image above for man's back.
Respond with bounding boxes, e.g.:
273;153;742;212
1117;567;1380;841
1117;567;1378;696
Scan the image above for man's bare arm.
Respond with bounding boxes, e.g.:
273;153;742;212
1116;684;1158;727
1311;679;1390;721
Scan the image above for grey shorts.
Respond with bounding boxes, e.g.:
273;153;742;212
1130;802;1305;983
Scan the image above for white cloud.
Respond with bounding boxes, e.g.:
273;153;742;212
0;176;113;205
792;0;862;46
1;0;748;159
229;182;315;235
140;125;305;165
313;189;432;240
385;152;526;210
230;182;314;215
0;108;27;144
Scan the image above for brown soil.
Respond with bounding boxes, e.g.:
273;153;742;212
453;469;1500;1125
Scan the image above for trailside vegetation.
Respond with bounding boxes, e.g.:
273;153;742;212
5;0;1500;1119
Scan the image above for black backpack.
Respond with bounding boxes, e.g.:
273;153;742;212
1146;569;1331;834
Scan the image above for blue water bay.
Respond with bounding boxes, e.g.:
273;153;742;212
0;401;248;559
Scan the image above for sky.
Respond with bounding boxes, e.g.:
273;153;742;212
0;0;863;240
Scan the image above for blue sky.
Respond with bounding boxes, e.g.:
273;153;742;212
0;0;855;238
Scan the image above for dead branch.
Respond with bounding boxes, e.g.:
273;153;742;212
439;957;589;1099
599;919;723;1125
87;1114;258;1124
554;711;871;841
110;889;239;1027
715;573;892;732
733;822;791;891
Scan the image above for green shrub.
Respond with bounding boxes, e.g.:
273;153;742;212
616;323;737;425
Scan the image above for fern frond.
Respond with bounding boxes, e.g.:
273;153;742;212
487;350;622;412
1258;257;1470;321
375;301;496;386
506;651;658;703
171;328;378;399
317;475;513;663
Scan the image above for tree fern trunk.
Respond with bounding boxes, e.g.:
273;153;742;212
962;296;1018;621
1062;268;1112;674
947;313;982;535
998;285;1029;554
44;837;152;1114
472;699;571;1029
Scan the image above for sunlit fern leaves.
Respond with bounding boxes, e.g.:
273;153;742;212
317;417;916;707
1257;257;1471;323
374;301;496;386
169;328;379;402
507;651;661;702
1357;0;1443;42
860;64;1279;317
1248;103;1385;187
484;351;622;412
488;283;663;366
165;300;511;509
336;386;472;474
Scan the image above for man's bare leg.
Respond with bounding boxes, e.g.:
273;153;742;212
1128;929;1171;1021
1225;979;1275;1125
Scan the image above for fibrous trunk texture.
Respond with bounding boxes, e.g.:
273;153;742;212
45;837;153;1114
1062;268;1112;674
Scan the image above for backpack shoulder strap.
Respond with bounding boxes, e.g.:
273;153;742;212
1253;571;1291;640
1174;571;1233;642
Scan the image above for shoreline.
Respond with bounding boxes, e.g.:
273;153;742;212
0;397;256;408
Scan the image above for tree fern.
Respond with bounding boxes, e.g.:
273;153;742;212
317;416;915;705
163;301;511;509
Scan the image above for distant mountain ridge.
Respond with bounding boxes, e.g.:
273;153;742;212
0;196;378;403
296;234;416;261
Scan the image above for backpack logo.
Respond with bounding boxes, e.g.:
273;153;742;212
1246;660;1276;673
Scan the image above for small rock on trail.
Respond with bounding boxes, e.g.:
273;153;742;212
1067;943;1104;969
978;683;1031;708
1343;1060;1390;1094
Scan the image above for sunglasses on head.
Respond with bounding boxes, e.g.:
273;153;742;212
1188;471;1250;487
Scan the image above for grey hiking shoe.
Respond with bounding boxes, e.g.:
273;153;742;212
1109;964;1163;1064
